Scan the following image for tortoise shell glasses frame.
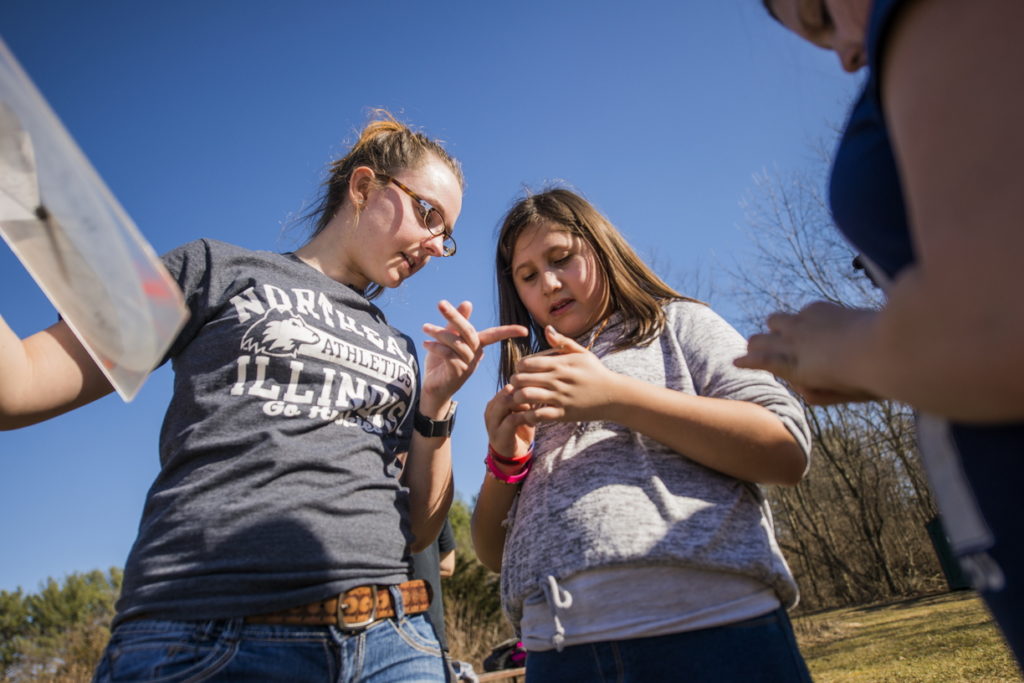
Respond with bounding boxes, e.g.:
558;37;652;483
379;174;457;257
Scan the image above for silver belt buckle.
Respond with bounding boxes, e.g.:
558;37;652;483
337;586;378;632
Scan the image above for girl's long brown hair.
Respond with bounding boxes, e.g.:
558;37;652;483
495;187;703;385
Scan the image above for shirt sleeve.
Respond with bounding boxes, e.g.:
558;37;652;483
160;238;218;362
437;518;456;554
673;302;812;465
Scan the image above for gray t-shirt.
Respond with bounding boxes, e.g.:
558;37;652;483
115;239;418;624
500;301;811;629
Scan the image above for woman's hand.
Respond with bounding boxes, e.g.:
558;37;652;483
484;384;535;458
474;383;534;573
420;299;527;414
735;302;877;405
508;325;620;424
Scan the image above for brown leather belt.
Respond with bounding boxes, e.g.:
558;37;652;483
244;579;431;631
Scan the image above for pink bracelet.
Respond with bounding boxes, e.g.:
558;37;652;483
487;442;534;466
485;454;532;485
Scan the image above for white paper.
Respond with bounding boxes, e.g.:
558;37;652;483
0;38;188;401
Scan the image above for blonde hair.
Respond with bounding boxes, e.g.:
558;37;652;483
495;187;703;384
306;109;464;299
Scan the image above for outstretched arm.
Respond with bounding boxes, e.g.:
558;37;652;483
512;326;806;486
0;315;113;430
403;300;527;552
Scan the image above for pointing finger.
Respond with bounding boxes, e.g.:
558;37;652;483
478;324;529;347
435;299;479;349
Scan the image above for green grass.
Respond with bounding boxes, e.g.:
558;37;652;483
793;592;1022;682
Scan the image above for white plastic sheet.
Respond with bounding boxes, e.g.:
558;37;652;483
0;38;188;401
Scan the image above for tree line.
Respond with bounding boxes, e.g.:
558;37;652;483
1;569;120;681
731;158;948;611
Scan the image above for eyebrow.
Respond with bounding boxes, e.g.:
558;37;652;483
511;242;571;277
423;194;453;231
390;175;452;230
511;259;534;278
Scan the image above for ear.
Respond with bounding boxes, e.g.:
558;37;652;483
348;166;377;208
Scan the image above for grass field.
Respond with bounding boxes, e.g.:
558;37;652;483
793;591;1022;682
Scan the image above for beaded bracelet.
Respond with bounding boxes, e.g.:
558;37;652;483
485;453;532;485
487;442;534;467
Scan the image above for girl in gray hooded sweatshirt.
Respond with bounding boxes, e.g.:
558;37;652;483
471;188;813;682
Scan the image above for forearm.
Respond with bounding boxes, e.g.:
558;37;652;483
600;374;807;486
470;474;518;572
403;392;455;551
840;267;1024;422
0;315;33;423
403;431;453;553
0;318;111;429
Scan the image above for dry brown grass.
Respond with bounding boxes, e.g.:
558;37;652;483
445;589;1023;680
444;596;517;672
794;591;1022;682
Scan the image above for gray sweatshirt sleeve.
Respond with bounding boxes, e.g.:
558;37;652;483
671;302;812;469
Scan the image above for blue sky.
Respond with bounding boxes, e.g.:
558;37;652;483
0;1;860;593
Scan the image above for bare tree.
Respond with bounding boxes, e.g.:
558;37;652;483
729;155;944;611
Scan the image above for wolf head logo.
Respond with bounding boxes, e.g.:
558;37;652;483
241;307;321;357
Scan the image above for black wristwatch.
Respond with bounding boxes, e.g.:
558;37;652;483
413;401;457;438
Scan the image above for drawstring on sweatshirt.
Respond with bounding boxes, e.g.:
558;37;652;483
540;575;573;652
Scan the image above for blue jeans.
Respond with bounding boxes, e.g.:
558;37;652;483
92;610;446;682
525;608;812;682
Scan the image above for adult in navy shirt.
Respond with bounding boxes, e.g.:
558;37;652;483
740;0;1024;667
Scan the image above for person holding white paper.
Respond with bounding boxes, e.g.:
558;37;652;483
0;110;525;682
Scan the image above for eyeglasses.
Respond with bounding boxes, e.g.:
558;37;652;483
380;175;456;257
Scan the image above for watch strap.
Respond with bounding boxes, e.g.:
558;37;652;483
413;401;457;438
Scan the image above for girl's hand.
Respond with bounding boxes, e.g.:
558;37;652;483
420;300;527;412
484;384;535;458
509;325;619;424
735;302;877;405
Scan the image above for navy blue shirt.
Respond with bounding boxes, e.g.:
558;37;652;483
828;0;1023;662
829;0;919;280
